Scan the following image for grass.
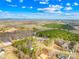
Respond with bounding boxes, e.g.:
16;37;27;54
12;37;37;59
43;23;74;30
36;29;79;42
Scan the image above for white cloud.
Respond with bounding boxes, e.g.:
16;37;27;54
22;6;26;8
49;5;63;10
30;6;33;9
6;0;11;2
0;12;79;19
64;7;72;11
65;13;72;16
37;5;63;14
64;12;79;16
59;0;62;2
66;3;71;6
74;2;79;6
39;2;48;4
46;10;62;14
38;5;63;11
39;0;49;4
0;12;28;18
0;10;3;12
19;0;23;3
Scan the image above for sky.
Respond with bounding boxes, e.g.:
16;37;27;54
0;0;79;19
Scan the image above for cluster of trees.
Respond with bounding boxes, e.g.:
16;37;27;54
43;23;74;30
36;29;79;42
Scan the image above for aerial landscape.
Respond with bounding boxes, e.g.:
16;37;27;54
0;0;79;59
0;20;79;59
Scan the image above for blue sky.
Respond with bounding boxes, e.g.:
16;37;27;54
0;0;79;19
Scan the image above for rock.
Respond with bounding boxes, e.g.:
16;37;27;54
0;48;4;52
61;41;76;51
0;48;5;59
56;54;68;59
75;44;79;53
62;42;69;50
55;40;65;47
59;56;67;59
68;41;76;50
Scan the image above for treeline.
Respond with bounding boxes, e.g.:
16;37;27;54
43;23;74;30
36;29;79;42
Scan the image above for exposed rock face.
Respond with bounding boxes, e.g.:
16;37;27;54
0;30;34;42
16;51;30;59
68;42;76;50
56;54;68;59
55;40;76;51
0;48;5;59
75;44;79;53
54;40;65;47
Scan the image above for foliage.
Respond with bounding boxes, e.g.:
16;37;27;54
43;23;74;30
12;37;37;58
36;29;79;42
